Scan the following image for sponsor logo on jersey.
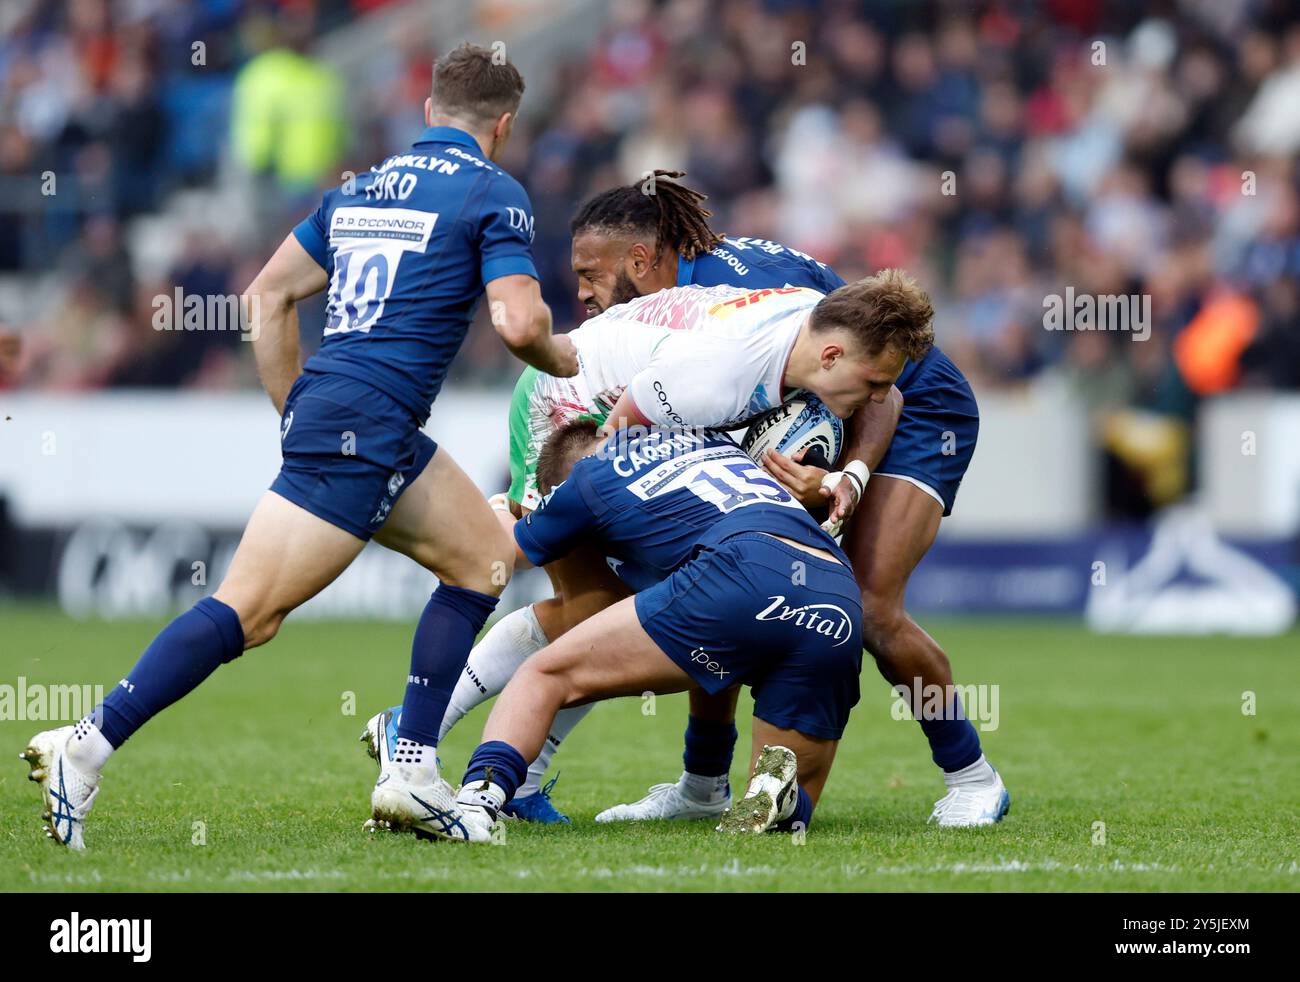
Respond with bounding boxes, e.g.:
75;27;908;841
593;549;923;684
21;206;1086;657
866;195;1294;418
755;595;853;645
689;647;729;680
706;286;813;316
505;207;535;242
706;247;750;276
651;380;686;426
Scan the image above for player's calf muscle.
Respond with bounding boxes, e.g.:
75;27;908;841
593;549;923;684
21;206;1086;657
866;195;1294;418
483;661;570;760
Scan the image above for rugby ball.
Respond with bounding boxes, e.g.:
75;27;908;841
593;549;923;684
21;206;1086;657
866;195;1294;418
742;395;844;471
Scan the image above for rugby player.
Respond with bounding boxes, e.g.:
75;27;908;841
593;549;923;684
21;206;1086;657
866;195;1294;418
434;420;865;843
580;176;1009;827
363;175;902;824
20;43;577;849
377;173;1008;828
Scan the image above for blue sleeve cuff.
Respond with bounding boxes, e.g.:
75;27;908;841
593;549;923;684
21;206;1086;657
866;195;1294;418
513;520;552;567
292;218;329;270
482;255;538;285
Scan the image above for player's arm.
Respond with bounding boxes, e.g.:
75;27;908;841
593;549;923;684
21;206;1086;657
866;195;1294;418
487;492;534;568
760;446;829;508
479;179;577;377
817;385;904;533
512;473;600;568
484;274;577;378
242;233;329;414
600;332;738;435
601;387;652;434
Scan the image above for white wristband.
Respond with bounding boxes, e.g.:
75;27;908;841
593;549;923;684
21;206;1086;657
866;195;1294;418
843;459;870;496
819;460;870;501
818;460;870;537
488;492;513;513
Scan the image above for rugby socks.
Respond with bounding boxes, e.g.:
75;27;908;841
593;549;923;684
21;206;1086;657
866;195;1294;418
773;785;814;833
918;693;984;773
460;740;529;813
398;584;499;748
80;597;245;763
681;770;730;802
391;737;433;767
438;603;547;742
943;753;997;788
680;716;737;801
65;717;113;779
517;703;592;798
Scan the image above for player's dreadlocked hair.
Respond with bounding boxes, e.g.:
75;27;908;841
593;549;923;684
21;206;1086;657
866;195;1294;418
569;170;724;261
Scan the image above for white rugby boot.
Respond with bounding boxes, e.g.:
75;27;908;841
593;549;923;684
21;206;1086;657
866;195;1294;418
595;772;730;823
367;745;488;843
716;745;798;834
927;759;1011;827
360;705;400;769
20;726;101;850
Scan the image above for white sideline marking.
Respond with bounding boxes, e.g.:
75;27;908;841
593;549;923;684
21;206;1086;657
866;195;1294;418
25;859;1297;887
862;860;1181;875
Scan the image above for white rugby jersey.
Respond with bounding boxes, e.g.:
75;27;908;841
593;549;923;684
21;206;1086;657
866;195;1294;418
570;284;822;429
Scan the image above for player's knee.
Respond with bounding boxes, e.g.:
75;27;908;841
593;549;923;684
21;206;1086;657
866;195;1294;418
243;611;286;649
524;655;583;708
212;587;282;650
440;566;510;598
229;604;288;650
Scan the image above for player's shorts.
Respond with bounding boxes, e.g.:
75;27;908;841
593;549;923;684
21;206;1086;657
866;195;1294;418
269;370;437;541
876;346;979;516
634;531;864;740
507;366;607;511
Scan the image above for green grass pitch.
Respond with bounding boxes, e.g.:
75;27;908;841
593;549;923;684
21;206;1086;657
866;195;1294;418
2;604;1297;892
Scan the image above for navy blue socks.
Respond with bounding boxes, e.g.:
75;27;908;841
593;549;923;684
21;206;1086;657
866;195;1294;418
683;715;737;777
462;740;529;801
918;693;983;772
397;584;499;747
96;597;245;748
774;785;814;833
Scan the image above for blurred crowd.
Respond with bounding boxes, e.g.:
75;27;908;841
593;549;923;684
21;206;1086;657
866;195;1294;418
3;0;1300;516
0;0;395;389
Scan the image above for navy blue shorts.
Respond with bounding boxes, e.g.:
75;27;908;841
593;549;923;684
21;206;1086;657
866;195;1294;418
634;532;863;740
269;371;437;541
878;347;979;516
